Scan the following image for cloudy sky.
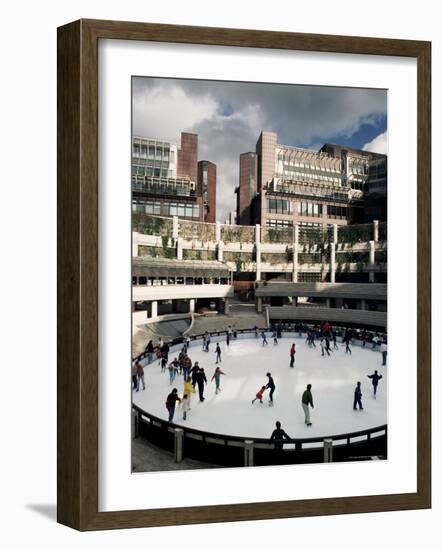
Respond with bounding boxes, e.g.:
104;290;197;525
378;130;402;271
133;77;387;222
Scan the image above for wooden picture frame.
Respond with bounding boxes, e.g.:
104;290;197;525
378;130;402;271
57;18;431;530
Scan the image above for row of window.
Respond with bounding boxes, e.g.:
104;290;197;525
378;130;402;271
132;165;173;178
132;200;200;219
266;219;293;228
132;142;174;163
267;199;348;219
133;276;229;286
132;176;193;197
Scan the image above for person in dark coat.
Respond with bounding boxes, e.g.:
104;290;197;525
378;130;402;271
367;370;383;398
195;367;208;402
289;343;296;368
265;372;276;406
144;340;154;363
270;421;291;450
353;381;363;410
165;388;181;422
301;384;314;426
190;361;200;388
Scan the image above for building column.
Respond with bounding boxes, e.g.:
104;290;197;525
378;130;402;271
132;232;139;257
172;215;179;240
255;224;262;282
256;296;263;313
189;299;195;314
215;221;221;242
330;242;336;283
333;223;338;244
325;298;331;308
369;240;375;282
218;241;224;262
177;237;183;260
151;300;158;320
224;298;230;315
292;224;299;282
361;299;367;310
373;219;379;242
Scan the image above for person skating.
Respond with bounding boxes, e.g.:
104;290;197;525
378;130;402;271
165;388;181;422
211;366;226;394
182;353;192;380
183;377;195;408
266;372;276;406
353;381;363;410
160;352;168;372
252;386;267;404
325;337;332;355
272;330;278;345
226;331;230;347
276;323;282;339
254;325;259;338
343;331;352;355
131;362;138;390
215;343;222;364
332;331;338;350
320;338;330;357
367;370;383;398
261;330;268;346
195;367;207;402
289;343;296;368
270;421;291;450
190;362;200;388
136;361;145;391
302;384;314;426
167;358;179;385
380;340;388;366
144;340;154;363
205;332;211;352
181;394;190;420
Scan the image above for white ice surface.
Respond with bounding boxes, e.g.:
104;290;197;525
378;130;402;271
132;335;387;439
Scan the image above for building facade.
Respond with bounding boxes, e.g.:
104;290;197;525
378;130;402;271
132;132;216;221
237;131;387;234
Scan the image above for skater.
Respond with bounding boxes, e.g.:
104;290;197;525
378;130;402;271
276;323;282;339
380;340;388;366
161;351;168;372
272;330;278;345
361;329;367;348
182;353;192;380
325;337;332;355
211;366;226;394
343;331;352;354
261;330;268;346
265;372;276;406
155;347;162;365
136;361;145;391
190;361;200;388
289;343;296;367
320;338;330;356
332;331;338;350
226;331;230;347
131;361;138;390
252;386;267;405
270;421;291;450
367;370;383;398
353;381;363;410
183;377;195;408
167;358;179;385
181;394;190;420
372;333;380;350
205;332;211;352
144;340;154;363
165;388;181;422
195;367;208;402
254;325;259;338
215;343;222;364
302;384;314;426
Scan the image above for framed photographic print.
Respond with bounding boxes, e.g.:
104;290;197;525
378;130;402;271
57;19;431;530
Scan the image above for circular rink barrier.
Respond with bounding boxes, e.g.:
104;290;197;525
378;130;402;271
132;328;388;467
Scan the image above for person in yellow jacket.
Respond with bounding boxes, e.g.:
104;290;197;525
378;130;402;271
183;377;195;409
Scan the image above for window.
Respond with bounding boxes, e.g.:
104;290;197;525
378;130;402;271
139;276;147;285
298;202;323;217
327;205;348;219
132;276;137;285
267;198;292;214
266;219;293;228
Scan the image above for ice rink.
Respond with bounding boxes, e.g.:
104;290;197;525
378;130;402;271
132;335;387;439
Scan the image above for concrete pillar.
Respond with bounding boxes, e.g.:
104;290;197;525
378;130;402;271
218;241;224;262
369;240;375;283
224;299;230;315
256;296;263;313
132;232;139;257
330;242;336;283
293;224;299;282
325;298;331;308
174;428;184;463
323;438;333;463
373;220;379;242
189;299;195;314
244;440;254;467
177;237;183;260
255;242;262;281
255;223;261;243
333;223;338;244
151;300;158;319
216;221;221;242
172;216;179;239
361;299;367;310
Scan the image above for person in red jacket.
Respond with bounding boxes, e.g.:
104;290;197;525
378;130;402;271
289;343;296;368
252;386;267;405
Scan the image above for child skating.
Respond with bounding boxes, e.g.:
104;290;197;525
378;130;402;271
252;386;267;404
211;366;226;394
